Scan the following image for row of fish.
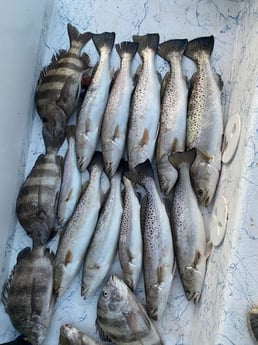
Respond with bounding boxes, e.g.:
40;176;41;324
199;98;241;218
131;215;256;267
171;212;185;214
35;23;223;207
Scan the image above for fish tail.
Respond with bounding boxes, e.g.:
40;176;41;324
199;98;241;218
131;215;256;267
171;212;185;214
158;39;188;61
133;33;159;55
115;41;139;59
184;36;214;62
67;23;92;51
125;159;154;186
168;149;196;169
92;32;116;55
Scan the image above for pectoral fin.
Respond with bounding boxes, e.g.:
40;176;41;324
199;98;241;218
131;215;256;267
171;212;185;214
140;128;149;147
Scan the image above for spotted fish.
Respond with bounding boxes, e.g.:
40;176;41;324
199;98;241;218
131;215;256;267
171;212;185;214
2;246;55;345
35;23;92;150
96;275;162;345
156;39;188;195
16;152;62;245
184;35;223;206
127;34;160;170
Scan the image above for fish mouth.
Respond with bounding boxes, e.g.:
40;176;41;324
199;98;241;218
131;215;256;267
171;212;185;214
77;156;89;172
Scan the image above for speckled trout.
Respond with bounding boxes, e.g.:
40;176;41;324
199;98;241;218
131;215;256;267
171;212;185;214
168;150;212;303
76;32;115;171
127;34;160;170
118;176;142;291
81;165;123;299
156;39;188;195
53;153;106;297
184;36;223;206
126;160;174;320
101;41;138;177
96;275;162;345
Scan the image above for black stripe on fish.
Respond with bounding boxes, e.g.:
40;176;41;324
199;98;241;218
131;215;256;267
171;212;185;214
36;89;61;101
48;61;84;71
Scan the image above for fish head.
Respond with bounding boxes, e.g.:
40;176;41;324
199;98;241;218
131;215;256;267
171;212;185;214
28;217;51;246
42;103;66;152
190;159;220;207
59;324;79;345
182;266;205;303
53;263;70;297
97;275;127;315
75;134;94;171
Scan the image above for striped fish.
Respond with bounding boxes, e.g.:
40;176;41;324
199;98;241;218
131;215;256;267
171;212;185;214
96;275;162;345
2;246;55;345
35;23;92;151
16;152;62;246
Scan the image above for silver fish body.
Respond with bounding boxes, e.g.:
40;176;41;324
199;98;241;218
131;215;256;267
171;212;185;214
81;167;123;299
101;41;138;176
57;126;81;226
156;39;188;195
127;34;160;170
53;153;105;297
2;246;55;345
35;24;92;150
184;36;223;206
96;275;162;345
59;324;102;345
16;152;62;246
168;150;211;303
126;161;174;320
118;176;142;291
76;32;115;171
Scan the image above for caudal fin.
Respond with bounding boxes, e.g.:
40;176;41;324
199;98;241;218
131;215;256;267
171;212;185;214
67;23;92;50
125;159;154;186
115;41;139;59
133;33;159;56
92;32;116;55
169;149;196;169
158;39;188;62
184;36;214;62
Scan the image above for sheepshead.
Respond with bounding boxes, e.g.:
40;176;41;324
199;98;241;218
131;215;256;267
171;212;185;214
76;32;115;171
57;126;81;226
59;324;102;345
16;152;62;245
0;336;32;345
168;150;212;303
81;165;123;299
53;153;106;297
126;160;174;320
127;34;160;170
247;306;258;343
2;246;55;345
118;176;142;291
101;41;138;176
156;39;188;195
184;36;223;206
96;275;162;345
35;24;92;150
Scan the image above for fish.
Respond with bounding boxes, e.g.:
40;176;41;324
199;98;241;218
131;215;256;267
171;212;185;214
127;34;160;170
101;41;138;176
184;35;223;206
57;126;82;226
168;150;212;303
96;275;162;345
53;152;107;297
76;32;115;171
59;324;102;345
126;160;175;320
118;176;142;291
247;306;258;343
0;336;32;345
16;152;62;246
35;23;92;150
156;39;188;195
81;165;123;299
2;246;55;345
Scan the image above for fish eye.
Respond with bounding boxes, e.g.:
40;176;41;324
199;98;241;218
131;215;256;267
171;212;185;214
102;290;109;299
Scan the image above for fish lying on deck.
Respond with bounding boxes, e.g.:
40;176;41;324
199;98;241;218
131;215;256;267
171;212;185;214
96;275;163;345
16;151;62;246
35;23;92;151
2;246;55;345
59;324;102;345
184;35;223;206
